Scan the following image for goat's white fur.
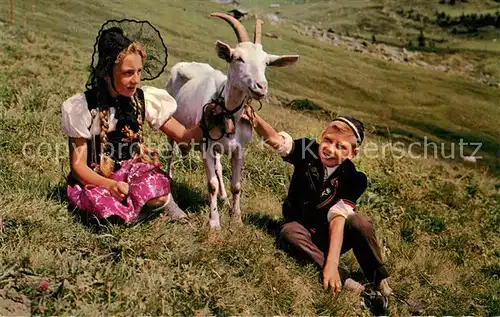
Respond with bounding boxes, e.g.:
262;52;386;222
166;14;298;229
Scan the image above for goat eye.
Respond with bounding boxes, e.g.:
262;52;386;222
235;57;245;63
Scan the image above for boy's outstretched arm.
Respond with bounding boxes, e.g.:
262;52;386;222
246;111;283;148
243;109;293;156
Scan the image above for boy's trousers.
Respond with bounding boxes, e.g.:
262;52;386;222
279;213;389;284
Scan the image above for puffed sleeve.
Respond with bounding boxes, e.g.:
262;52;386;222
142;86;178;130
61;94;92;139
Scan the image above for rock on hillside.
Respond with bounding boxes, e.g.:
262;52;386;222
293;24;499;88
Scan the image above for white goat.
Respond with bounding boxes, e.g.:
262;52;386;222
166;13;299;229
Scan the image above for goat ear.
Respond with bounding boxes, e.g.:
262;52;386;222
267;54;300;67
215;40;233;62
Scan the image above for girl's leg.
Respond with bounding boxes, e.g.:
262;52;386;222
67;183;135;223
145;194;187;220
146;194;170;208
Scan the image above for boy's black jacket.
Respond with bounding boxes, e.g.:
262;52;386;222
282;138;367;228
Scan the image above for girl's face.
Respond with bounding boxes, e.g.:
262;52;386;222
107;52;143;97
318;129;358;167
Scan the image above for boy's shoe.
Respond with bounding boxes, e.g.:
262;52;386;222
360;287;389;316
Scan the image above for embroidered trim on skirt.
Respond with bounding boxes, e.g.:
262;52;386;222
67;161;171;223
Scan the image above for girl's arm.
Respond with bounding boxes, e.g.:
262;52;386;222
160;118;202;145
69;138;128;199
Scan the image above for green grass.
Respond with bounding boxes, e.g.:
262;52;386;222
263;0;500;52
1;0;499;315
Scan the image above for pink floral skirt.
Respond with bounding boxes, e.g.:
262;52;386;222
67;161;171;223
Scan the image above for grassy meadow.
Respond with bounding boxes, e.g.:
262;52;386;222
0;0;499;315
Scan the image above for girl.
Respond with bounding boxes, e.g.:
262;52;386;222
61;20;202;223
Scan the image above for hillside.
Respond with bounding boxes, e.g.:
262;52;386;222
0;0;499;315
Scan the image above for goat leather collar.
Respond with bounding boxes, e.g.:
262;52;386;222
200;86;247;142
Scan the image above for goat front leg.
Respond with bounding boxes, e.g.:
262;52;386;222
203;147;221;229
165;138;175;179
215;152;228;200
229;148;244;226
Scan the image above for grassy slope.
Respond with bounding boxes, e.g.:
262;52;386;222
269;0;500;88
271;0;500;43
254;0;500;170
0;0;499;315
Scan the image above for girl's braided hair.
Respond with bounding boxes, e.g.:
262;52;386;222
87;20;167;177
90;29;151;177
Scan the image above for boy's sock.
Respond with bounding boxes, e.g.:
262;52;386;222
344;278;365;293
376;278;393;297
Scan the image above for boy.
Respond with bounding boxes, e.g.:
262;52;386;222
246;111;392;308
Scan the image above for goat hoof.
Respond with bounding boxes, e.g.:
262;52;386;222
230;216;243;226
209;220;221;230
220;197;230;207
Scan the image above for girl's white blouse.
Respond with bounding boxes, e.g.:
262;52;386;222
61;86;177;139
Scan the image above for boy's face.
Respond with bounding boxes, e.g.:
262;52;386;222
318;129;358;167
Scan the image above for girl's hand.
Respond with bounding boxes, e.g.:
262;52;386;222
107;181;129;200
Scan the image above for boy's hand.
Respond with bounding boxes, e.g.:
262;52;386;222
241;104;259;125
240;112;250;122
323;263;342;294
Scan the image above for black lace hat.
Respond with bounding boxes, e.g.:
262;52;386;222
86;19;168;90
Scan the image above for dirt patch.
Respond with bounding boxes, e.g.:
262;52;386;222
0;289;31;316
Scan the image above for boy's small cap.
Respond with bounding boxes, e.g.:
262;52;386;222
332;116;365;145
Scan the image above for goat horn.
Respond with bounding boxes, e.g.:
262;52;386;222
210;12;250;43
254;18;264;44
